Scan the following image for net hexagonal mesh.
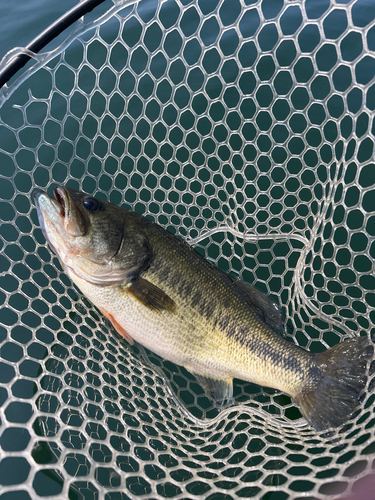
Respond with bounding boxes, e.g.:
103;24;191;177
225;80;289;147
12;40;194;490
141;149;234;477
0;0;375;498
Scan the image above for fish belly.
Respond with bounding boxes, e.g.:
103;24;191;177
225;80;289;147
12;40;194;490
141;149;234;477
70;272;207;366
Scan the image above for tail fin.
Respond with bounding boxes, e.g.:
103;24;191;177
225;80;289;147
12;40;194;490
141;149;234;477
294;337;373;431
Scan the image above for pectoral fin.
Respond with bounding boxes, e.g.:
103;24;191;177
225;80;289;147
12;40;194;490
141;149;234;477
193;374;233;406
122;277;176;313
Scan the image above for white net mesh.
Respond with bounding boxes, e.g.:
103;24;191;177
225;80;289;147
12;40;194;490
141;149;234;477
0;0;375;498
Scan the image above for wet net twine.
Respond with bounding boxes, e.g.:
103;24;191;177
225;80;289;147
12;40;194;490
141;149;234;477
0;0;375;498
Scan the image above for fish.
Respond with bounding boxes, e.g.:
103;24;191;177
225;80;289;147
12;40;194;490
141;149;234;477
33;186;373;431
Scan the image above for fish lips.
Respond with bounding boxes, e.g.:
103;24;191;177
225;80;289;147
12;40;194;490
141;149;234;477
34;188;62;253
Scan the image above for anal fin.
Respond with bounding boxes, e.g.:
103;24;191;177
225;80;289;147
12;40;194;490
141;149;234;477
101;309;134;345
193;374;233;406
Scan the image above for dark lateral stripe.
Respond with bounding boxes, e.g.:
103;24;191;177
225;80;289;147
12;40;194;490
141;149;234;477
222;321;309;379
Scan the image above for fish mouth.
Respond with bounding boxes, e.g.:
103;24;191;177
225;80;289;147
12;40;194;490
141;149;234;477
34;186;87;245
33;188;63;251
34;188;63;216
33;187;68;222
54;186;67;218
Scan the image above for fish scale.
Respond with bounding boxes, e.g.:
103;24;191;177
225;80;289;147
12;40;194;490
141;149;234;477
34;186;373;431
139;221;308;391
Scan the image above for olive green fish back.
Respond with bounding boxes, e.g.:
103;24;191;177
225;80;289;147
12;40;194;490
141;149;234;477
0;0;375;498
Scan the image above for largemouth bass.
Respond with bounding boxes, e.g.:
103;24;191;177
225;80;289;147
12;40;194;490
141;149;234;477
34;186;373;431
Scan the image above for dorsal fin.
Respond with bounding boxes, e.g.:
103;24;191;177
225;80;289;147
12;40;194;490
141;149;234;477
233;279;284;333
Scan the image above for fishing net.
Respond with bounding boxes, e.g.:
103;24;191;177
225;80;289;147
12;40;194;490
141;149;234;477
0;0;375;497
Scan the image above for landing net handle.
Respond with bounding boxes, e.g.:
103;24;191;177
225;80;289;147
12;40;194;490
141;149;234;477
0;0;107;89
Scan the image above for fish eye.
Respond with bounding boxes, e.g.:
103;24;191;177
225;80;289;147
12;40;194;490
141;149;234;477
83;197;100;211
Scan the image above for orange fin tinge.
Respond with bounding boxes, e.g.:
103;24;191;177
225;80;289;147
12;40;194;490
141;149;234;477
101;309;134;345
